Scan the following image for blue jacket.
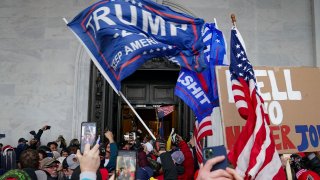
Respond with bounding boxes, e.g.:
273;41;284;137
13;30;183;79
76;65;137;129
105;143;118;172
136;166;153;180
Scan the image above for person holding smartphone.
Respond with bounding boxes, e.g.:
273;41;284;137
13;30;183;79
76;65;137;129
174;134;194;180
77;144;100;180
104;130;118;172
196;156;243;180
29;125;50;149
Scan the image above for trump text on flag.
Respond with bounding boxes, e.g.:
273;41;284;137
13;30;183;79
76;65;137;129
216;66;320;153
67;0;205;91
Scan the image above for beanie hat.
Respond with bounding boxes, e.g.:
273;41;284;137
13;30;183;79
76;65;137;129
52;151;61;159
144;142;153;153
63;154;80;170
171;151;185;164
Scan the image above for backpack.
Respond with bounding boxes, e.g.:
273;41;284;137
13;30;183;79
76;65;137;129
147;157;161;173
0;147;16;173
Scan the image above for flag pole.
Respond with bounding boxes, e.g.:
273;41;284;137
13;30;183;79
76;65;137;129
62;18;119;95
231;13;237;28
229;15;246;51
119;92;156;140
63;18;156;141
155;108;159;137
214;18;218;28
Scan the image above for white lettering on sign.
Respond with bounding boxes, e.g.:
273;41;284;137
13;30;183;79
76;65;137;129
111;37;159;70
255;70;271;100
93;7;116;29
111;51;122;70
264;101;283;125
225;69;302;125
284;69;302;100
85;4;188;37
268;70;287;100
177;71;210;104
124;38;158;55
142;10;166;36
115;4;137;26
169;22;187;36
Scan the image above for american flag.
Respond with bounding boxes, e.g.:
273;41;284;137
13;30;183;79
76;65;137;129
193;116;212;164
157;105;174;119
228;27;286;179
157;105;174;138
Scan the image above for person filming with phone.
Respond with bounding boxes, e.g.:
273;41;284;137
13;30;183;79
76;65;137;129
29;125;51;149
104;130;118;173
197;155;243;180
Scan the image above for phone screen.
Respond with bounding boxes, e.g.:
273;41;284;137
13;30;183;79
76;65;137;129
115;150;136;180
202;145;228;171
80;122;97;153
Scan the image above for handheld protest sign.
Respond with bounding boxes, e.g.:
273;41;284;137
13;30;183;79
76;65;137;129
216;66;320;154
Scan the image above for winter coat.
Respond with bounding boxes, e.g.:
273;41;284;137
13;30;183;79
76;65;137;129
105;142;118;172
159;152;177;180
178;141;194;180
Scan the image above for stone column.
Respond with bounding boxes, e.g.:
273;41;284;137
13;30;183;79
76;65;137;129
313;0;320;67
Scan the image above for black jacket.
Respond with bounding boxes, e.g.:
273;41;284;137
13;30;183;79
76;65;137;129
159;152;177;180
304;154;320;176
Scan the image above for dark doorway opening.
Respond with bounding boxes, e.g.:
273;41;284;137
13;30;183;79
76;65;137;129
121;105;177;141
88;59;195;143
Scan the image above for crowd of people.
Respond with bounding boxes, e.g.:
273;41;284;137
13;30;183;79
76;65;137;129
0;125;320;179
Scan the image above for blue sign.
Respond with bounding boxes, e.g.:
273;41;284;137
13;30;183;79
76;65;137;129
67;0;206;91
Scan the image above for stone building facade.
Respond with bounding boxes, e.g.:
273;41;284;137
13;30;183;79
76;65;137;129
0;0;319;146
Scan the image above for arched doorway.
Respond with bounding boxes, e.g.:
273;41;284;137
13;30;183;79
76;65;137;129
87;57;195;142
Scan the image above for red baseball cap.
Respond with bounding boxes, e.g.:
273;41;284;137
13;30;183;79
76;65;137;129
298;170;320;180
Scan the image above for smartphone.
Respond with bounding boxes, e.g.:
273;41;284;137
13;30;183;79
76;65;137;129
46;126;51;130
80;122;97;153
115;150;136;180
104;125;111;132
202;145;228;171
171;133;178;144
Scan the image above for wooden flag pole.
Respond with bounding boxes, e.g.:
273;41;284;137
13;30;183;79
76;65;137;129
231;14;237;27
120;92;156;140
155;108;159;137
283;154;293;180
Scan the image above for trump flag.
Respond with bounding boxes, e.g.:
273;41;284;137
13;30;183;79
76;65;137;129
66;0;206;92
175;23;226;163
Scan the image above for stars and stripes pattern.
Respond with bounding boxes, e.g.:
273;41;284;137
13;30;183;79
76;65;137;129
193;116;213;164
227;26;286;179
193;123;203;163
157;105;174;138
157;105;174;119
193;23;226;164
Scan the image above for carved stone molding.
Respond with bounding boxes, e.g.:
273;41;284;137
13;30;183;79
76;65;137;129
71;45;91;139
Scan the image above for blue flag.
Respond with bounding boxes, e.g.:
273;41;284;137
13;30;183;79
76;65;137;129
67;0;206;92
175;23;226;120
